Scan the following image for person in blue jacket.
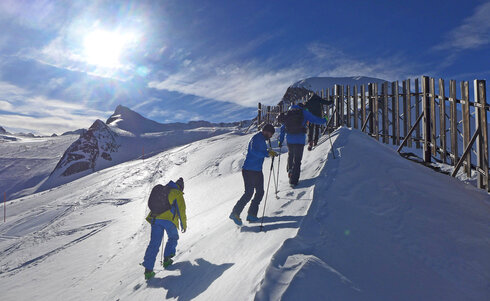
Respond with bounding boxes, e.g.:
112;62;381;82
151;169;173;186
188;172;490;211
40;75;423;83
230;124;278;225
278;104;326;186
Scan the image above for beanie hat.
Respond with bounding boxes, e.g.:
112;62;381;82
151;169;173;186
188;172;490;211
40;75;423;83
262;123;275;135
176;177;184;191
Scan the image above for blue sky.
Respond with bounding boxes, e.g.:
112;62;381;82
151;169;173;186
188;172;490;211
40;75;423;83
0;0;489;135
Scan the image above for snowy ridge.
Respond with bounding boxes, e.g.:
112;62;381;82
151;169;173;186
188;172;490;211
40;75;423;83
1;127;489;300
291;76;387;92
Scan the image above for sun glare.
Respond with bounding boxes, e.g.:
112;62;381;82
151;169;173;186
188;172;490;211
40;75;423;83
83;30;135;68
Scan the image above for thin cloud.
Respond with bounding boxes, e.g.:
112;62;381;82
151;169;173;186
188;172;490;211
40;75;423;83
148;59;304;107
434;1;490;51
0;81;107;135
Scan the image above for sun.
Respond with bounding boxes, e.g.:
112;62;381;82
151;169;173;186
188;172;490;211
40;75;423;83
83;30;135;68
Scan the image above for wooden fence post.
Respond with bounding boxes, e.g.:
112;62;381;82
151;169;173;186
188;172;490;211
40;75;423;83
334;85;340;127
438;79;447;163
353;85;359;129
430;78;437;156
340;85;344;125
373;83;379;141
258;103;262;126
422;76;432;163
361;85;366;132
403;79;412;147
382;82;389;143
449;80;459;165
461;81;471;177
415;78;421;149
474;80;489;191
392;81;400;145
346;85;351;127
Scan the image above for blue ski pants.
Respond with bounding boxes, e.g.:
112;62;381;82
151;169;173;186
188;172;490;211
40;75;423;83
143;219;179;270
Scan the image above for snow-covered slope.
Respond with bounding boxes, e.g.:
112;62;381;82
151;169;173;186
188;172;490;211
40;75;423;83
292;76;388;92
41;105;239;190
1;127;488;301
0;134;79;200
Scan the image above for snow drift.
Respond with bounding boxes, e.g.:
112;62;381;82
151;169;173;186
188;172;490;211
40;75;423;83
0;127;488;301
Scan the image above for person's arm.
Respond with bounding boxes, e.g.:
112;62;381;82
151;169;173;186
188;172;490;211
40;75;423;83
249;134;269;158
176;194;187;232
304;109;327;125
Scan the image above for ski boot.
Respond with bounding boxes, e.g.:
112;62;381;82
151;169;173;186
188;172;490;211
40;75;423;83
163;255;175;269
246;214;260;223
144;269;155;280
229;212;243;226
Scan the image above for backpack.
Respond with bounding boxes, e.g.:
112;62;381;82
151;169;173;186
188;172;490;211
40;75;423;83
148;184;172;216
284;108;305;134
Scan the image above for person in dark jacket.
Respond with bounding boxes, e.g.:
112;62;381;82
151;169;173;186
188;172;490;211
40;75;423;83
278;105;326;186
304;93;332;150
230;124;278;225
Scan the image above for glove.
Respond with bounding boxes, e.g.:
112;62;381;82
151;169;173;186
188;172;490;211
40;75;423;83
268;149;278;157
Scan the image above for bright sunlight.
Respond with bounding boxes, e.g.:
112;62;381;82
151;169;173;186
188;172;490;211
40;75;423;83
83;30;136;68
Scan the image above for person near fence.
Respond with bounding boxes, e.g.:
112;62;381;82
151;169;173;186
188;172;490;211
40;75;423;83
143;177;187;280
278;104;327;186
230;124;278;225
304;93;332;150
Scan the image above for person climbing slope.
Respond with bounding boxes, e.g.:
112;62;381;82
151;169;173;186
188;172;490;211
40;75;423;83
143;177;187;280
304;93;332;150
278;103;326;187
229;124;278;226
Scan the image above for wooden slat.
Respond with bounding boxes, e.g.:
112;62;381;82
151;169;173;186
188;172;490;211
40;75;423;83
461;81;471;177
346;85;351;127
430;78;437;156
474;80;489;191
373;83;379;141
393;81;400;145
334;85;340;127
439;79;447;163
361;85;366;132
258;102;262;125
422;76;432;163
340;85;344;125
406;79;412;147
397;111;424;153
382;82;389;143
449;80;459;165
415;78;421;148
353;85;359;129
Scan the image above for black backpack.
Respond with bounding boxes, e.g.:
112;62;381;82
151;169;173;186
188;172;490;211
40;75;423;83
148;184;172;215
284;108;305;134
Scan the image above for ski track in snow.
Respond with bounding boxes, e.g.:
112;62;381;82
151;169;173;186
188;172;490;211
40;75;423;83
0;129;489;301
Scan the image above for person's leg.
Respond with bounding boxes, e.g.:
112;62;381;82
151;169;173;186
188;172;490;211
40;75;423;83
314;124;320;145
307;123;314;143
161;220;179;258
247;171;264;217
232;170;255;215
287;144;294;175
291;144;305;185
142;221;165;270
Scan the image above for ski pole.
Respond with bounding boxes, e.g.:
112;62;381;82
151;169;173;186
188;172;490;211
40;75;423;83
268;140;279;198
275;151;281;198
259;155;275;232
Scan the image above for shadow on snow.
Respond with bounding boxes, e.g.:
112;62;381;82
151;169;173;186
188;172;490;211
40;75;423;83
146;258;233;301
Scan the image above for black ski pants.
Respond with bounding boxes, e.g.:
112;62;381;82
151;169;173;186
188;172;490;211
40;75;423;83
232;169;264;217
308;123;320;144
287;144;304;185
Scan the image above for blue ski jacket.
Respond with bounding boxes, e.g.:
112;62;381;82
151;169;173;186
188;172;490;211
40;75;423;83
279;105;326;145
242;132;270;171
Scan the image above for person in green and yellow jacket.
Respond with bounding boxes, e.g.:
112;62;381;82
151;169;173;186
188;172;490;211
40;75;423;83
143;177;187;280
